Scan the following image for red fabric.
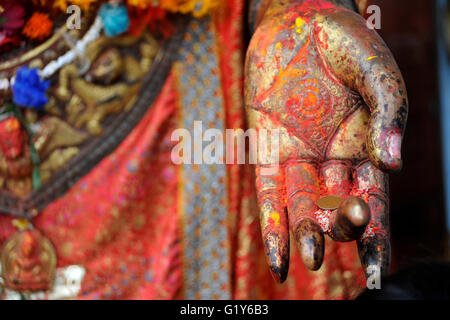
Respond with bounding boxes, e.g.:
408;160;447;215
1;75;183;299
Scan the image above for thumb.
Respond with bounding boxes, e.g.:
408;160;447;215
312;9;408;173
368;123;405;173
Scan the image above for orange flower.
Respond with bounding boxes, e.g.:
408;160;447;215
22;12;53;41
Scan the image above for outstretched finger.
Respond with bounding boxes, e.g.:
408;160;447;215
354;160;390;278
285;160;324;271
256;165;289;283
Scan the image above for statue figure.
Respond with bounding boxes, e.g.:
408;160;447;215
0;0;408;299
1;227;56;292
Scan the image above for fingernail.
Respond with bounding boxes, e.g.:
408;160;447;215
294;218;324;271
263;231;289;283
388;131;401;160
341;196;371;228
358;237;391;278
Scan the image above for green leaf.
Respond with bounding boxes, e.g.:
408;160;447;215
29;143;40;166
32;167;42;191
0;105;14;115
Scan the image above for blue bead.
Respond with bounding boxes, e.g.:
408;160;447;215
99;3;130;38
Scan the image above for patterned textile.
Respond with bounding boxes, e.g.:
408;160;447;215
175;17;230;299
0;0;366;299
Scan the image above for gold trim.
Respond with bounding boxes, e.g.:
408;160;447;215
0;27;67;72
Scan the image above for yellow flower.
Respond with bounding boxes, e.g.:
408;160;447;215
192;0;220;17
53;0;69;11
53;0;97;12
71;0;97;11
49;0;219;17
161;0;219;17
12;219;30;231
126;0;153;9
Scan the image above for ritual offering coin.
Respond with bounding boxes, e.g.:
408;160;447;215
317;195;344;210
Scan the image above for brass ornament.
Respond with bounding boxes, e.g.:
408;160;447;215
1;228;57;292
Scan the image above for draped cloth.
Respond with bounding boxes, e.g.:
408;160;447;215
0;0;366;299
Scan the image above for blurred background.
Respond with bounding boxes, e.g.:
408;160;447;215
371;0;450;272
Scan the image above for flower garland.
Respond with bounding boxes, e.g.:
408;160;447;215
0;14;104;93
0;0;133;191
0;0;220;91
34;0;219;18
1;0;218;50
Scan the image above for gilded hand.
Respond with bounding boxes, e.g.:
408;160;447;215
245;0;408;282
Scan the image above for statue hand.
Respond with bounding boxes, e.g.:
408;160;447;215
245;2;408;282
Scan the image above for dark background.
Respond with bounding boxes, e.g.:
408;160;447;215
373;0;449;270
